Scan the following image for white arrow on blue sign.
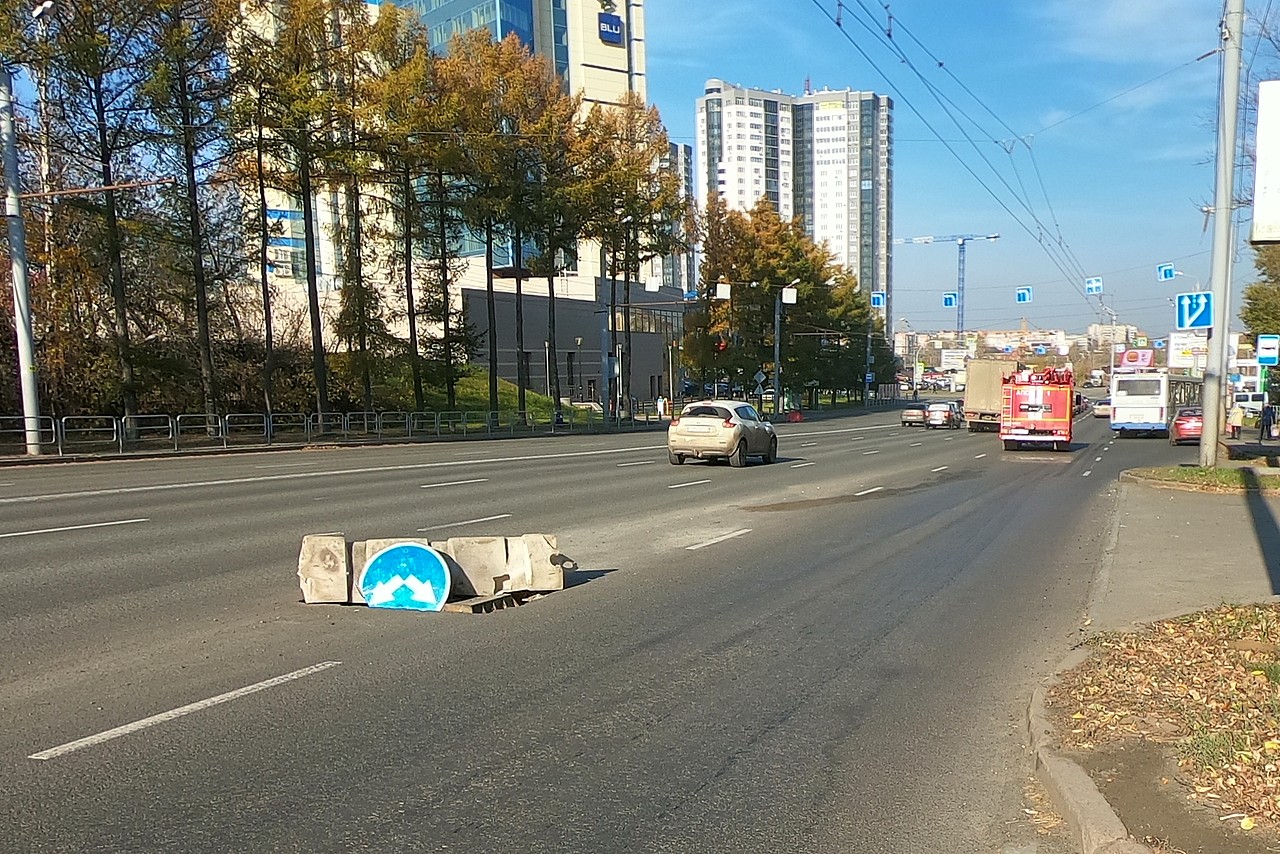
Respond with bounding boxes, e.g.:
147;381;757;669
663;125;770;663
870;290;885;308
942;292;958;307
1015;286;1032;304
359;542;452;611
1157;263;1176;282
1175;291;1213;331
1085;277;1103;295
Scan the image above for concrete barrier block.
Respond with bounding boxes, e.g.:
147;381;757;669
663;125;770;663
439;536;508;596
297;534;350;604
349;540;367;604
514;534;570;591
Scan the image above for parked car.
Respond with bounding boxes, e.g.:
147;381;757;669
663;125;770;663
1169;406;1204;445
1092;398;1111;418
901;403;928;427
926;402;960;429
667;400;777;467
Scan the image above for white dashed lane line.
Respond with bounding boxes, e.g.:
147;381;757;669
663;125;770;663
686;529;752;551
420;478;488;489
669;479;712;489
862;450;880;455
909;442;923;447
854;486;883;496
616;461;654;467
0;518;149;539
418;514;512;532
800;442;817;447
931;466;948;472
791;462;816;469
974;453;987;459
1083;471;1092;477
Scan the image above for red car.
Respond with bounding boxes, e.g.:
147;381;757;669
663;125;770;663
1169;406;1203;445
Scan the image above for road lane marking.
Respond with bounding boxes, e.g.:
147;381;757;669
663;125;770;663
931;466;948;472
29;661;342;761
974;453;987;459
862;450;880;455
253;462;317;469
616;461;654;468
0;518;149;539
791;462;815;469
418;514;512;531
420;478;488;489
1083;471;1092;477
800;442;817;447
850;436;865;441
944;437;954;441
669;480;711;489
854;486;883;496
909;442;923;447
1095;457;1103;462
686;529;752;551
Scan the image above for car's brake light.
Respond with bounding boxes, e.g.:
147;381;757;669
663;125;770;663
670;417;680;426
724;419;735;428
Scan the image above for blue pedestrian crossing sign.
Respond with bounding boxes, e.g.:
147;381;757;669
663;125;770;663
1015;286;1032;304
1157;263;1176;282
1175;291;1213;331
942;292;958;308
359;542;452;611
1085;277;1103;295
870;291;886;309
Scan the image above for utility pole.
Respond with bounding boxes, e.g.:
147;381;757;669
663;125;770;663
1201;0;1244;468
1;64;42;455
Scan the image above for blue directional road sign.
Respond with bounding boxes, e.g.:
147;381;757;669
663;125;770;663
1157;263;1176;282
1003;346;1013;354
1015;286;1032;304
1258;334;1280;366
1153;339;1167;350
359;542;452;611
1174;291;1213;331
1035;346;1047;355
864;372;875;384
942;292;958;308
870;291;885;309
1085;277;1103;295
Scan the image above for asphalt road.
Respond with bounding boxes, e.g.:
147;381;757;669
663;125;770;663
0;403;1191;852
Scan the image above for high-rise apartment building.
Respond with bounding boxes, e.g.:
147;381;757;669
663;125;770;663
695;79;893;325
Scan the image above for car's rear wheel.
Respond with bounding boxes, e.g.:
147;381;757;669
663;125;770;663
729;440;748;468
762;436;777;464
668;451;684;465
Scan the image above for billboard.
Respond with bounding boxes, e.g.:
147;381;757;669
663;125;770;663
1167;330;1208;370
1254;80;1280;244
940;349;968;371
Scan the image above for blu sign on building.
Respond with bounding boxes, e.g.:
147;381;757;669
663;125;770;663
598;11;623;43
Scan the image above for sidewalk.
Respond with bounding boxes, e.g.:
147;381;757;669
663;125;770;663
1035;442;1280;854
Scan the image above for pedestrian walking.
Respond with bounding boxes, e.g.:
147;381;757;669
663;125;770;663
1228;403;1245;439
1262;405;1275;443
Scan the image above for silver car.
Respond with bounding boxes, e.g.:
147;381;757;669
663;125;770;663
667;400;777;467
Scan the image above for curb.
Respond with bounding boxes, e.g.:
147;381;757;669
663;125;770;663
1027;646;1154;854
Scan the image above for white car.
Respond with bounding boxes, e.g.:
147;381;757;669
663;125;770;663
667;400;777;467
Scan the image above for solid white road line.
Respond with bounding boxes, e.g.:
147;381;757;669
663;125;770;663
29;661;342;761
686;529;752;551
931;466;948;472
616;460;655;467
420;478;488;489
0;518;149;539
669;479;711;489
418;514;512;532
791;462;816;469
854;486;883;496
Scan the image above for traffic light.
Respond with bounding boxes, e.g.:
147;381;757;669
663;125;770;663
714;335;728;352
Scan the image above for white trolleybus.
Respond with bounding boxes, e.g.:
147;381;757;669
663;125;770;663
1109;370;1203;437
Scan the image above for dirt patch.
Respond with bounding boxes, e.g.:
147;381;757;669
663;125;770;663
1069;740;1280;853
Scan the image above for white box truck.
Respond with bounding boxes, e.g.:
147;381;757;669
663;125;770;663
962;358;1019;431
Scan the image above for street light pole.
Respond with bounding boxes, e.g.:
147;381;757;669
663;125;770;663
1;63;42;455
772;279;799;416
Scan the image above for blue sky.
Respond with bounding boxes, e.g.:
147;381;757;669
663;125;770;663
643;0;1272;337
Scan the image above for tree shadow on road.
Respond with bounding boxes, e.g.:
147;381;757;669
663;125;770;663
1240;468;1280;594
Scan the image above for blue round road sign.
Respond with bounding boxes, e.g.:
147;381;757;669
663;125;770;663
360;542;452;611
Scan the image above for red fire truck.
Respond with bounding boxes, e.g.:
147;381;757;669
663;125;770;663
999;367;1074;451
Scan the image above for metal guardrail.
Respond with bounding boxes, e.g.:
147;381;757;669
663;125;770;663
0;404;687;458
